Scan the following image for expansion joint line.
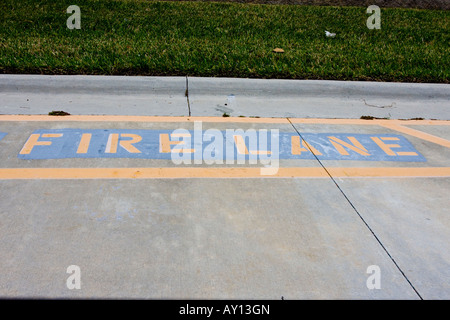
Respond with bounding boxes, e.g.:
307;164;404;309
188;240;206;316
185;76;191;117
286;117;423;300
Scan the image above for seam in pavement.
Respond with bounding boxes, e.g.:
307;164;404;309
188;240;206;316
185;76;191;117
286;117;424;300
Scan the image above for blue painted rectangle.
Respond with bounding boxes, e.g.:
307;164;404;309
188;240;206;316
17;129;426;162
0;132;7;142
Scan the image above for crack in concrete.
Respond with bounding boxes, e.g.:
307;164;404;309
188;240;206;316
185;76;191;117
286;117;423;300
362;98;396;109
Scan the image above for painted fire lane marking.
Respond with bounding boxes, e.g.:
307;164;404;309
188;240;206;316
1;116;449;179
17;129;426;162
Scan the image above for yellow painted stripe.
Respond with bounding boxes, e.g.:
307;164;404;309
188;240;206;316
326;167;450;178
0;167;448;180
0;115;288;124
381;124;450;149
0;115;448;125
288;118;450;126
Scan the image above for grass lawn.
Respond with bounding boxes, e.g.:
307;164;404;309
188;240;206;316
1;0;449;82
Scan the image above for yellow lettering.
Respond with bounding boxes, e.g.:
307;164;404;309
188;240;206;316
328;136;370;156
106;133;142;153
159;133;194;153
291;136;322;156
233;135;249;155
77;133;92;154
19;133;63;154
233;135;270;155
119;134;142;153
105;133;119;153
371;137;418;156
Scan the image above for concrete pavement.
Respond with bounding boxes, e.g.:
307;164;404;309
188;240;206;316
1;74;449;119
0;75;449;299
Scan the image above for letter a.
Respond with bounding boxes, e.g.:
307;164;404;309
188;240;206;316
67;5;81;30
367;5;381;30
366;265;381;289
66;265;81;289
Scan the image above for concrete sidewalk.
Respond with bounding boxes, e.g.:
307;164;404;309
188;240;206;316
1;74;449;119
0;75;449;299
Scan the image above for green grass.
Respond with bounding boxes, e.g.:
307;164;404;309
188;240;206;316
1;0;449;82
